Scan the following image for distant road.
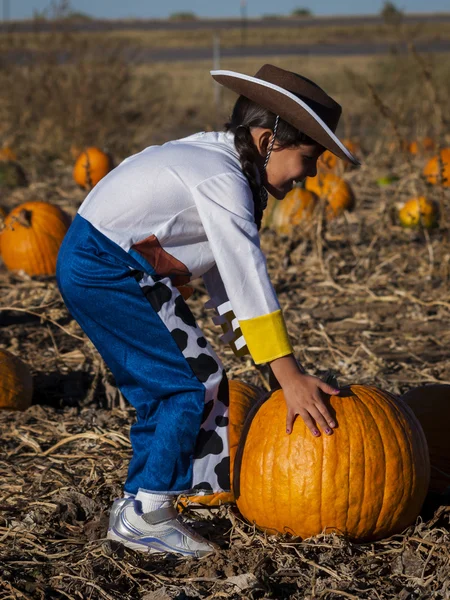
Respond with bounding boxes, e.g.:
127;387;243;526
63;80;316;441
2;38;450;65
1;13;450;34
130;39;450;62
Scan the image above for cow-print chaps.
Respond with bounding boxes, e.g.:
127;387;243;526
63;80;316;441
138;273;230;495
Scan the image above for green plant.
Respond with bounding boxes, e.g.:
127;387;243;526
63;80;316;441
169;12;197;21
381;1;403;26
291;8;313;17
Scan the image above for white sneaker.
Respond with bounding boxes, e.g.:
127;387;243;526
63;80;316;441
107;497;216;557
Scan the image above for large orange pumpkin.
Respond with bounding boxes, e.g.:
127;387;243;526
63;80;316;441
269;187;318;234
0;202;71;276
73;147;113;189
398;196;439;229
423;148;450;187
0;350;33;411
235;385;430;542
305;172;355;220
401;384;450;494
180;380;260;506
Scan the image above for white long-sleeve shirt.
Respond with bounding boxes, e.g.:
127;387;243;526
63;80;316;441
78;131;292;364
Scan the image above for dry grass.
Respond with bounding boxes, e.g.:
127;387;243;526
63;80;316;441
0;31;164;164
134;52;450;144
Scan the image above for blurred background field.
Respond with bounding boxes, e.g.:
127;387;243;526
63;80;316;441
0;27;450;164
1;4;450;599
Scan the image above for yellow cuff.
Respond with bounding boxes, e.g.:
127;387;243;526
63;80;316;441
239;309;293;364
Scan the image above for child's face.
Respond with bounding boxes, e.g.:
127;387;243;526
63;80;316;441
251;127;325;200
265;142;324;200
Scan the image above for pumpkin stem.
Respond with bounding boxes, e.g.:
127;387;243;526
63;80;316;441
15;209;33;228
324;370;340;390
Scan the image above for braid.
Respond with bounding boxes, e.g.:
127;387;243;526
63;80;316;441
233;126;264;229
225;95;317;230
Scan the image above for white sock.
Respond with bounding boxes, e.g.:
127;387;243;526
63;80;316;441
124;491;134;498
135;489;174;513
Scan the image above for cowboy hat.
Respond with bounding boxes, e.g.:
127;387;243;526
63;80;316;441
211;64;359;165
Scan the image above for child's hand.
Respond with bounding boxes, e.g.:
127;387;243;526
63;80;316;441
269;354;339;437
282;372;339;436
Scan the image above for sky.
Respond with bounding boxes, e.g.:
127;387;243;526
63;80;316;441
4;0;450;21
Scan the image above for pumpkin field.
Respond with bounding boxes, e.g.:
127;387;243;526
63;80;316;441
1;23;450;600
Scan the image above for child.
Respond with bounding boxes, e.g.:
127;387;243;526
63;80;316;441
56;64;358;557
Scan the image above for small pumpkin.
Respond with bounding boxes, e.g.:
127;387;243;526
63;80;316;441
180;379;260;506
318;140;359;173
235;385;429;542
0;147;17;162
73;147;113;189
408;137;435;155
401;384;450;494
269;187;318;234
423;148;450;187
0;349;33;411
305;172;355;220
0;202;71;276
398;196;439;229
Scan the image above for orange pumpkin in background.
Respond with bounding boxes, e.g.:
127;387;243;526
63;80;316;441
0;349;33;411
423;148;450;187
318;140;359;173
270;187;318;234
398;196;439;229
0;201;71;276
401;384;450;494
408;137;435;155
180;380;260;507
235;385;430;542
0;147;17;162
73;147;113;189
305;172;355;220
